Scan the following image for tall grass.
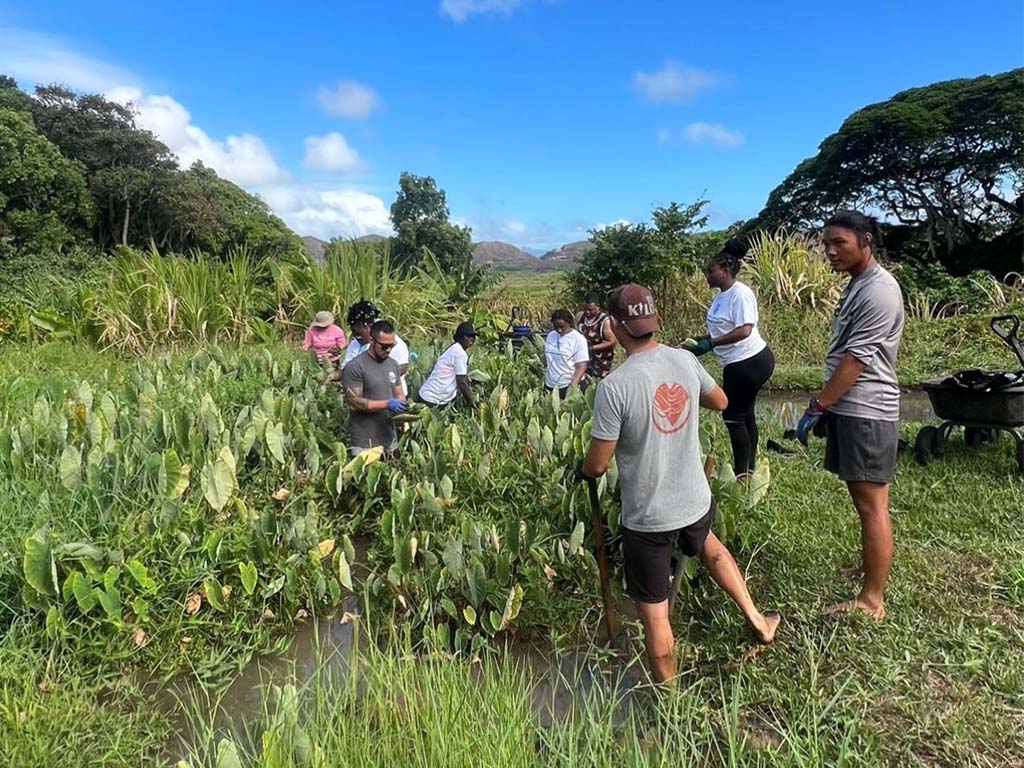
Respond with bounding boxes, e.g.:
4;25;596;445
743;230;843;315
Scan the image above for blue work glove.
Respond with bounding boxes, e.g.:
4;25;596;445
796;397;825;446
693;336;714;357
387;398;408;414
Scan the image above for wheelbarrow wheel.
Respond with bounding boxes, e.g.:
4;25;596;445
914;426;939;466
964;428;996;447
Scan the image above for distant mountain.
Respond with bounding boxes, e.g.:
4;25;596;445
355;234;388;244
302;236;329;262
540;240;594;266
472;241;537;271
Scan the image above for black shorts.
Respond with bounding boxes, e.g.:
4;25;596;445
824;413;899;484
622;502;716;605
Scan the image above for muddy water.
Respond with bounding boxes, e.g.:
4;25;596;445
757;389;934;428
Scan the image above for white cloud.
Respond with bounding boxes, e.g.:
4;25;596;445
632;60;724;103
682;122;745;147
315;80;381;119
304;132;364;174
0;27;138;92
107;87;286;186
4;29;394;241
441;0;526;22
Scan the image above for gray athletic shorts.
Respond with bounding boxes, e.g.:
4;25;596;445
824;414;899;484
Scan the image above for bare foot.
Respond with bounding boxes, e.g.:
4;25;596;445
750;612;781;644
824;598;885;620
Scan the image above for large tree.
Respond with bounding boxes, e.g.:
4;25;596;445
389;172;474;275
568;199;709;299
0;109;94;252
754;69;1023;276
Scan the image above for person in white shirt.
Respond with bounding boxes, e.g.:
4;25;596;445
417;322;478;407
341;299;410;394
544;309;589;398
692;239;775;478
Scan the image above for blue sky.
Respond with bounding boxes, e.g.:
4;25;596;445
1;1;1021;250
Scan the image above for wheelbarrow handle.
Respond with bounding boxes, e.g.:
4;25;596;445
991;314;1024;369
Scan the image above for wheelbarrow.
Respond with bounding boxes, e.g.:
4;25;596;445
913;315;1024;473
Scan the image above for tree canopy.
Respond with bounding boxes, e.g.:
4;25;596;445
0;108;94;252
753;69;1023;276
568;199;710;298
389;172;474;275
0;77;299;258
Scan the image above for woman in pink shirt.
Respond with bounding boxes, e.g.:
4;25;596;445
302;311;348;365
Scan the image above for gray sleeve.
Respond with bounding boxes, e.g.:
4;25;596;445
843;283;903;365
341;358;362;392
589;381;621;441
696;359;717;395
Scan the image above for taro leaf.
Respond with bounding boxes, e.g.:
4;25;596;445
159;449;190;499
215;738;244;768
264;574;286;598
204;577;227;612
463;604;477;626
443;537;464;578
441;597;458;619
466;560;486;608
72;574;98;614
747;458;771;507
201;446;236;512
59;445;82;491
684;556;700;579
527;418;541;454
239;561;258;595
394;536;413;575
541;426;554;458
607;457;619;491
499;584;524;630
341;534;356;564
265;421;286;465
98;587;122;620
23;528;57;597
45;605;62;639
439;474;454;501
325;464;341;497
449;425;463;460
126;559;157;593
488;611;503;634
569;521;585;554
59;541;104;561
336;551;353;590
237;425;257;461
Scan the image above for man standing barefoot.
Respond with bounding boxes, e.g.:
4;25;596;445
798;211;905;620
580;284;779;685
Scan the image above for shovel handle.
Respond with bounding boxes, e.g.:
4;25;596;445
992;315;1024;369
586;478;621;643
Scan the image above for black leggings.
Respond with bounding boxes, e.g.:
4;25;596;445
721;346;775;476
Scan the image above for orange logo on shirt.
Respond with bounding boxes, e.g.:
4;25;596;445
652;382;691;434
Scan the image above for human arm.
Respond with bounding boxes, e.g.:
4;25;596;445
570;333;590;387
301;327;314;351
817;353;866;409
709;323;753;347
582;438;617;479
456;374;475;408
342;364;393;413
590;318;616;353
699;384;728;412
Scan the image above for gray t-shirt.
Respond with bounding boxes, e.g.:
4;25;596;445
825;265;905;421
341;351;401;455
590;344;716;533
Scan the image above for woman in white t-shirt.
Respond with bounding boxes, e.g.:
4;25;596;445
544;309;589;398
692;239;775;477
417;322;478;407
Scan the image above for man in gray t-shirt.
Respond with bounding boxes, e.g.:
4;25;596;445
342;320;407;457
797;211;905;622
580;283;779;685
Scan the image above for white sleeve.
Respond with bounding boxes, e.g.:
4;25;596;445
571;333;590;364
453;347;468;376
733;285;759;326
392;336;409;366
